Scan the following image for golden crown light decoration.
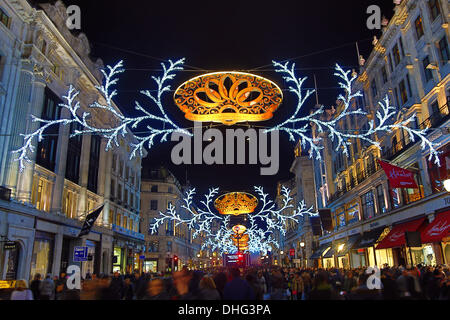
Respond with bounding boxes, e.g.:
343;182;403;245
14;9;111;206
214;192;258;216
174;72;283;126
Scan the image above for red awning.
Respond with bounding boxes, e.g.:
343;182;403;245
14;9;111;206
421;211;450;244
376;217;426;250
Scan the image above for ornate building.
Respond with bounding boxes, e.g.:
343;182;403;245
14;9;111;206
311;0;450;269
0;0;144;281
140;166;202;273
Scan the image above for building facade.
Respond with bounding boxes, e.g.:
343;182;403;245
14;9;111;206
0;0;144;281
310;0;450;269
140;166;201;273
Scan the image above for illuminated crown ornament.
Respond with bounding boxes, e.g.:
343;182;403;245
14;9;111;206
174;72;283;126
232;225;247;235
214;192;258;216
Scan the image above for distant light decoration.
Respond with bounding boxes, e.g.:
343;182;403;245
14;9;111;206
232;225;247;235
174;72;283;126
214;192;258;216
149;186;318;255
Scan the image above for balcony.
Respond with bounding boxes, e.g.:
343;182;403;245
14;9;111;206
328;161;381;203
419;102;450;131
382;137;415;161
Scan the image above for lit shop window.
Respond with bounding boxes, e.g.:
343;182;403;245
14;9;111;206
62;188;78;219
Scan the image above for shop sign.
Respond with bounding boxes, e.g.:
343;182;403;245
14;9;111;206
73;246;88;262
3;242;16;250
289;249;295;257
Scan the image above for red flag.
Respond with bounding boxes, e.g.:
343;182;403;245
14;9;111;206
378;160;418;189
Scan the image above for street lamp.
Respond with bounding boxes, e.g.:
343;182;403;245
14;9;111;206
300;242;305;268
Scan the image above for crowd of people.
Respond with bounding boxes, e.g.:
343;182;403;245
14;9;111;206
5;264;450;300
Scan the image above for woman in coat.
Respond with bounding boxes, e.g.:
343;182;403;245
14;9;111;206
10;280;33;300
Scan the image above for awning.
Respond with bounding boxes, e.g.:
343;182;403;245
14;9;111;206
421;210;450;244
310;243;331;260
376;217;426;250
336;235;361;256
354;228;385;249
322;247;335;259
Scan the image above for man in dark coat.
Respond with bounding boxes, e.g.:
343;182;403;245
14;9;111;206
109;272;125;300
223;268;255;300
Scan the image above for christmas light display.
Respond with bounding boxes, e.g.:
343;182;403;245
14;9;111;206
13;59;191;171
266;61;441;165
149;186;318;255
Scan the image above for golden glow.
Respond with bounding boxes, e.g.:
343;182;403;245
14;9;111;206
214;192;258;216
338;244;345;252
232;225;247;234
174;72;283;126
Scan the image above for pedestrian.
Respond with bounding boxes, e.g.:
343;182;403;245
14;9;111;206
198;276;221;300
30;273;41;301
39;274;55;300
133;271;147;300
246;273;263;300
109;272;125;300
10;280;33;300
55;272;67;300
308;270;340;300
223;268;255;300
143;279;170;300
213;272;227;299
292;272;304;300
123;278;135;300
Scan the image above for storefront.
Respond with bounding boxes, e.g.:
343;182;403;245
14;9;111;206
420;210;450;265
144;259;158;273
352;228;393;268
30;231;54;280
322;247;335;269
113;246;124;273
310;243;332;268
376;217;427;267
334;236;360;269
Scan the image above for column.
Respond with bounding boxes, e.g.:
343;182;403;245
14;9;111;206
78;134;91;218
102;146;113;226
3;62;34;195
52;231;64;276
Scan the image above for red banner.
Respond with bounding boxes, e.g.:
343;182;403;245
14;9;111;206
378;160;418;189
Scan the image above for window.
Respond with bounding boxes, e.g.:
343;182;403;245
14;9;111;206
130;193;134;209
376;185;387;214
394;87;401;108
0;8;10;28
87;135;101;193
62;188;77;219
110;179;116;198
438;36;449;63
415;16;424;39
65;122;82;184
406;74;412;97
399;37;405;57
388;54;394;72
166;221;174;236
0;55;5;81
151;185;158;193
119;160;124;177
148;241;159;253
31;176;52;212
116;213;121;226
36;88;61;172
428;0;441;21
41;40;47;55
427;145;450;193
399;80;408;105
371;81;378;99
422;56;433;82
167;241;172;252
393;44;401;66
168;186;173;194
382;66;388;84
361;191;375;220
150;200;158;211
112;154;117;172
118;184;123;203
125;166;130;181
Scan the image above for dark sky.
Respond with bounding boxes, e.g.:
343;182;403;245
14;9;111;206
35;0;394;197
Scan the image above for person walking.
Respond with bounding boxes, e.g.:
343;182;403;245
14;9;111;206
30;274;41;301
10;280;33;300
198;276;221;300
223;268;255;300
39;274;55;300
292;272;304;301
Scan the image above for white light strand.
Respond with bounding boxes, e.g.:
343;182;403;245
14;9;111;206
14;59;191;171
266;62;441;166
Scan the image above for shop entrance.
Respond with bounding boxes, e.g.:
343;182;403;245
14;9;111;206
5;243;21;280
60;237;71;275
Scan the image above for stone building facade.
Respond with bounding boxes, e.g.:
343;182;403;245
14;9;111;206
0;0;144;281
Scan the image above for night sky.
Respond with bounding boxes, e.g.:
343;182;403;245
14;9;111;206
34;0;395;197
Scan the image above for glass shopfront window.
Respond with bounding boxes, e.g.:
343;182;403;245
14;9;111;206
407;245;437;266
144;260;158;273
375;248;394;267
113;247;123;273
346;201;360;224
30;232;54;280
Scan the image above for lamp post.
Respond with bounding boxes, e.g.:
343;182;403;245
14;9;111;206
300;242;305;268
280;251;284;267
